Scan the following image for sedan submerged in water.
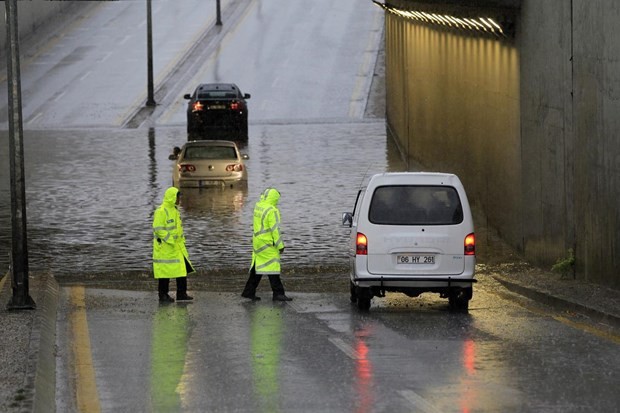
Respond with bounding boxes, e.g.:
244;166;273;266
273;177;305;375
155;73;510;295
171;140;249;188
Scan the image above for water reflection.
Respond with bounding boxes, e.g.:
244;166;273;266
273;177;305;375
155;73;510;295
354;326;374;413
250;306;283;412
150;304;191;412
180;186;247;216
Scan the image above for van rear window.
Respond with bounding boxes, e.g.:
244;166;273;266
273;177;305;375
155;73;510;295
368;185;463;225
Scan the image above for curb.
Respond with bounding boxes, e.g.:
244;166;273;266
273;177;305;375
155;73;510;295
493;275;620;330
30;275;59;413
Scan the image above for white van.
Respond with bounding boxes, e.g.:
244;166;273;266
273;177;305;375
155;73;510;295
342;172;476;311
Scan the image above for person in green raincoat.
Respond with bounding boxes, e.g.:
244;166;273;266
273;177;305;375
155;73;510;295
241;187;292;301
152;187;195;302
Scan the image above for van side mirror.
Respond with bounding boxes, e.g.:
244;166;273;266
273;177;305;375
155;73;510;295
342;212;353;227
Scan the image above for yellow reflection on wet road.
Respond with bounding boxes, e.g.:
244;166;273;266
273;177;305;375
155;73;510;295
251;306;283;413
150;304;191;412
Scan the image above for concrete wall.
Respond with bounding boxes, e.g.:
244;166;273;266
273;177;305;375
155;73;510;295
0;1;90;56
384;0;620;287
571;0;620;284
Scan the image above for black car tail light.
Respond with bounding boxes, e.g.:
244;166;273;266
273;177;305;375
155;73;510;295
230;101;239;110
192;102;204;112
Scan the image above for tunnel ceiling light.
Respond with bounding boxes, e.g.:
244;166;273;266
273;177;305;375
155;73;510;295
372;1;507;37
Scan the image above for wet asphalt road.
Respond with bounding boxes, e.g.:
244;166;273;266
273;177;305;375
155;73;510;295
55;285;620;413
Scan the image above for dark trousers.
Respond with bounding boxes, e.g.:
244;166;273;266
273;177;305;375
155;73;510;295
158;257;193;297
158;277;187;297
242;265;285;297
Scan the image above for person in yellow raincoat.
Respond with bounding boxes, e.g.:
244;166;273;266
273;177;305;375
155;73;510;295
241;188;292;301
152;187;195;302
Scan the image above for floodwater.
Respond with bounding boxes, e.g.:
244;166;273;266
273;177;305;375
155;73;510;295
0;120;403;276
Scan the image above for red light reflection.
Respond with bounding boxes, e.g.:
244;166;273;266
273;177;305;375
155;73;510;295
355;337;373;413
459;339;477;413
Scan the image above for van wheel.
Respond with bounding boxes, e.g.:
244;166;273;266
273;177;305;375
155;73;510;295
449;288;471;312
350;281;358;303
356;287;371;310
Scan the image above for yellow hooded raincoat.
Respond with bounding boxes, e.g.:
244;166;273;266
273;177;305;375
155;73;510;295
251;188;284;275
152;187;195;278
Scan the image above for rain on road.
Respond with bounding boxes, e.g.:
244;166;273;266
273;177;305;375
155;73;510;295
0;0;618;412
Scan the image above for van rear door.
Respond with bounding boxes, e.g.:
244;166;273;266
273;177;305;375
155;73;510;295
364;185;468;276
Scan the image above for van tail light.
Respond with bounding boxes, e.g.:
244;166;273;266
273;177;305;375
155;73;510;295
226;164;243;172
356;232;368;255
464;233;475;255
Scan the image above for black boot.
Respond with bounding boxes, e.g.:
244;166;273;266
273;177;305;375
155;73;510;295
176;293;194;301
159;293;174;303
273;294;292;302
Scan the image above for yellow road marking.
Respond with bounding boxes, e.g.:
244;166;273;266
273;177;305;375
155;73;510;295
552;315;620;345
515;297;620;344
70;286;101;413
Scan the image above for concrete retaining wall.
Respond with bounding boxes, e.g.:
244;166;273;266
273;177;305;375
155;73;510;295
384;0;620;287
0;1;90;56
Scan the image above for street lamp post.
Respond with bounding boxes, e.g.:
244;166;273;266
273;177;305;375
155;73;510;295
5;0;35;310
146;0;156;107
216;0;222;26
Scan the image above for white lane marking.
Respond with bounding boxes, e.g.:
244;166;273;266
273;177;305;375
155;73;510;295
398;390;442;413
53;90;67;102
328;337;361;360
27;112;43;125
99;52;112;63
119;35;131;46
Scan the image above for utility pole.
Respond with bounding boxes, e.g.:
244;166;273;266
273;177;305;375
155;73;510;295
216;0;222;26
5;0;35;310
146;0;156;107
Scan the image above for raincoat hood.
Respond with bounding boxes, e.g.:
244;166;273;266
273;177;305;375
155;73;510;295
262;188;280;206
163;187;179;206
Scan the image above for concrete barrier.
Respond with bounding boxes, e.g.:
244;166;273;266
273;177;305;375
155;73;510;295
0;1;93;57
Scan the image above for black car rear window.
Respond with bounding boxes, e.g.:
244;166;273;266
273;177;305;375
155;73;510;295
369;185;463;225
183;146;237;160
197;92;238;99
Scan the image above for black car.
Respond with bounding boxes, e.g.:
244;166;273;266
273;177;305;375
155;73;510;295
184;83;250;140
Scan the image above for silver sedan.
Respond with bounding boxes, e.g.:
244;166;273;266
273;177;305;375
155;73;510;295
171;140;249;188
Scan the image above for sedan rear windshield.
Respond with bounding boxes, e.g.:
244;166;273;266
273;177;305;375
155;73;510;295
369;185;463;225
197;92;238;99
183;146;237;160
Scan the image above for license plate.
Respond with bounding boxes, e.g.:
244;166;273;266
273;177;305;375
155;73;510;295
397;254;435;264
208;104;226;110
199;180;221;186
